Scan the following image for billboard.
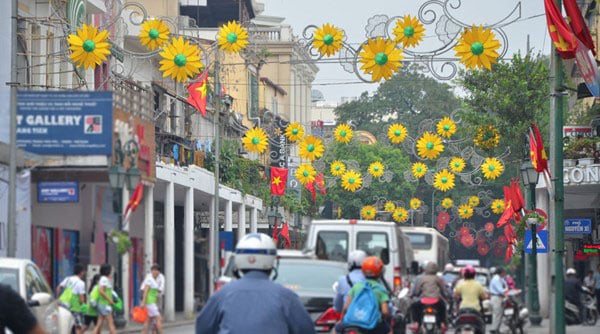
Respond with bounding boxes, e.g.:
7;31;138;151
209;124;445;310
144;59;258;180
16;91;113;155
37;182;79;203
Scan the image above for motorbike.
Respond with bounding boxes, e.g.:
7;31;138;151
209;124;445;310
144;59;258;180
581;286;598;326
501;289;528;334
420;297;442;334
454;308;485;334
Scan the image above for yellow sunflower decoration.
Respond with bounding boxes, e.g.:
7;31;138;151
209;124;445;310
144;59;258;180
313;23;345;57
242;127;268;154
491;199;505;214
473;125;501;150
436;117;457;138
361;205;377;220
469;195;480;207
416;132;444;160
341;170;363;192
481;157;504;180
388;123;408;144
359;37;404;82
393;207;409;223
330;161;346;177
295;163;317;185
368;162;385;177
393;15;425;48
67;24;111;70
285;122;304;143
217;21;249;54
458;204;474;219
454;25;501;70
334;124;353;144
159;37;203;83
411;162;428;179
299;135;325;161
139;19;170;51
449;157;466;173
384;201;396;213
433;169;456;192
442;198;454;209
410;198;421;210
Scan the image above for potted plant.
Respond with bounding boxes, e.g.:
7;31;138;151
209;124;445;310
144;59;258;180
522;211;546;228
564;137;596;165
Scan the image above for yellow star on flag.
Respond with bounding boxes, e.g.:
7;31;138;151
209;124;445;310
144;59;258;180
195;80;207;99
272;176;282;186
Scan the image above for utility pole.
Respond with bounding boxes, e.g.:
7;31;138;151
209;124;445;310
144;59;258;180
7;0;18;257
209;54;221;295
551;1;565;333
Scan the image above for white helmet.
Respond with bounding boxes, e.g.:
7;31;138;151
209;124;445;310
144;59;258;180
566;268;576;276
348;250;367;270
444;263;454;272
234;233;277;271
490;267;497;275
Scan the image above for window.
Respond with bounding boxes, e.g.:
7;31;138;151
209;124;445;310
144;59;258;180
25;265;51;299
405;232;433;250
0;268;19;292
315;231;348;261
357;232;390;264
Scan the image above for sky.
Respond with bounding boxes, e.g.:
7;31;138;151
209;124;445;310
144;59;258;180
261;0;550;103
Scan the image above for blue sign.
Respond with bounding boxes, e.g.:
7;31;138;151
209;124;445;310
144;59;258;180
219;231;234;251
38;182;79;203
565;218;593;235
524;230;548;254
17;91;113;155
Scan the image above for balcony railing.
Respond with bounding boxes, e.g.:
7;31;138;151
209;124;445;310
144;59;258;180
109;75;154;122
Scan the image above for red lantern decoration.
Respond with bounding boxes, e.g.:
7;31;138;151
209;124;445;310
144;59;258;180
437;212;450;225
477;243;490;256
461;234;475;248
484;222;494;233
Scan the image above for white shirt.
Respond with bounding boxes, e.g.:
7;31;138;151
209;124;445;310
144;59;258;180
140;273;164;295
60;275;85;295
99;276;113;289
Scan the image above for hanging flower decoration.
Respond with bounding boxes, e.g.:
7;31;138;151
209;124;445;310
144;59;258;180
330;160;346;177
416;132;444;160
67;24;111;70
458;204;474;219
477;243;490;255
491;199;505;214
388;123;408;144
437;212;450;225
442;198;454;209
334;124;353;144
485;222;495;233
139;19;170;51
285;122;305;143
453;24;501;70
449;157;466;173
393;15;425;48
368;162;385;177
469;195;480;207
461;234;475;248
358;37;404;82
411;162;427;179
341;170;363;192
299;135;325;161
159;36;203;83
384;201;396;213
295;163;317;185
393;207;409;223
242;127;268;154
481;157;504;180
473;125;500;150
313;23;345;57
361;205;377;220
433;169;455;192
459;226;471;236
436;117;457;138
217;20;249;54
410;198;421;210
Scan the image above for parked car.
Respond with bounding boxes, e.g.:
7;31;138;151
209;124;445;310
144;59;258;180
0;257;75;333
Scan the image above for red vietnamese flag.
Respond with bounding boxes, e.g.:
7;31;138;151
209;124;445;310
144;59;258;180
529;130;541;172
280;223;291;248
305;181;317;202
544;0;577;59
270;167;288;196
510;179;525;213
532;123;550;174
186;69;209;116
564;0;596;55
123;182;144;224
315;173;327;195
272;220;279;243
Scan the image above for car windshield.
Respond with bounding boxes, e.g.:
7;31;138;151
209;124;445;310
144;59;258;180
405;232;432;250
275;260;346;294
0;268;19;291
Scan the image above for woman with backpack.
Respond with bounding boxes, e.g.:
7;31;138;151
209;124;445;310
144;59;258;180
337;256;390;334
83;274;100;330
92;264;117;334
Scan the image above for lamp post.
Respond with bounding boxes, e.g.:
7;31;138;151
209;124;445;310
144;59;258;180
520;159;542;326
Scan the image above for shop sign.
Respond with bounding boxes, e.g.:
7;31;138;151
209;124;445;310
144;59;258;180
563;125;593;138
270;119;289;168
563;165;600;185
16;91;113;155
37;181;79;203
564;218;592;234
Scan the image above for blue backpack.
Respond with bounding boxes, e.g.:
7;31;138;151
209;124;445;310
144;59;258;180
342;281;383;329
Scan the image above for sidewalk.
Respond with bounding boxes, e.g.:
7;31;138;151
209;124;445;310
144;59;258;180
116;312;196;333
526;319;600;334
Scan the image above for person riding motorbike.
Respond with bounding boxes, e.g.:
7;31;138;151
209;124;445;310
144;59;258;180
333;250;367;313
565;268;583;320
453;265;487;332
410;261;448;332
195;233;315;334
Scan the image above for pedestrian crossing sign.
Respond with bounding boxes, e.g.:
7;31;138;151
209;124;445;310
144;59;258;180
524;230;548;254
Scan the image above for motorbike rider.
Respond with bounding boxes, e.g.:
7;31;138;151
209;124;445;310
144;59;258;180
333;250;367;313
489;267;508;334
409;261;447;332
453;265;487;332
195;233;315;334
442;263;457;286
565;268;583;317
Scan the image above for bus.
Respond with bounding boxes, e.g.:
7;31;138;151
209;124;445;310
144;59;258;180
399;226;449;267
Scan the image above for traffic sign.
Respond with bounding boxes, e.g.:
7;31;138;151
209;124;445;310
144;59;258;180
524;230;548;254
564;218;592;234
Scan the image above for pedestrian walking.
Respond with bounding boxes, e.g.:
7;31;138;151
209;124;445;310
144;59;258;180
83;274;100;330
195;233;315;334
93;263;117;334
141;264;163;334
56;263;87;334
489;267;508;334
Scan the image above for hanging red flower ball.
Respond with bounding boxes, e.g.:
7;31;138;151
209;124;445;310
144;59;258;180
461;234;475;248
484;222;494;233
459;226;470;236
475;235;487;246
437;212;450;225
497;235;507;245
437;221;447;231
477;243;490;256
493;244;504;257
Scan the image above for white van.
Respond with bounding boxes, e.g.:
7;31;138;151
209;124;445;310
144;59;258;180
304;219;417;292
399;226;450;267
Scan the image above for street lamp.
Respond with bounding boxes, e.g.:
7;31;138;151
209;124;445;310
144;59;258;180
520;159;542;326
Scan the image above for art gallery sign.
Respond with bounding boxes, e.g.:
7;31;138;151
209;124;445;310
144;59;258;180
564;164;600;185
